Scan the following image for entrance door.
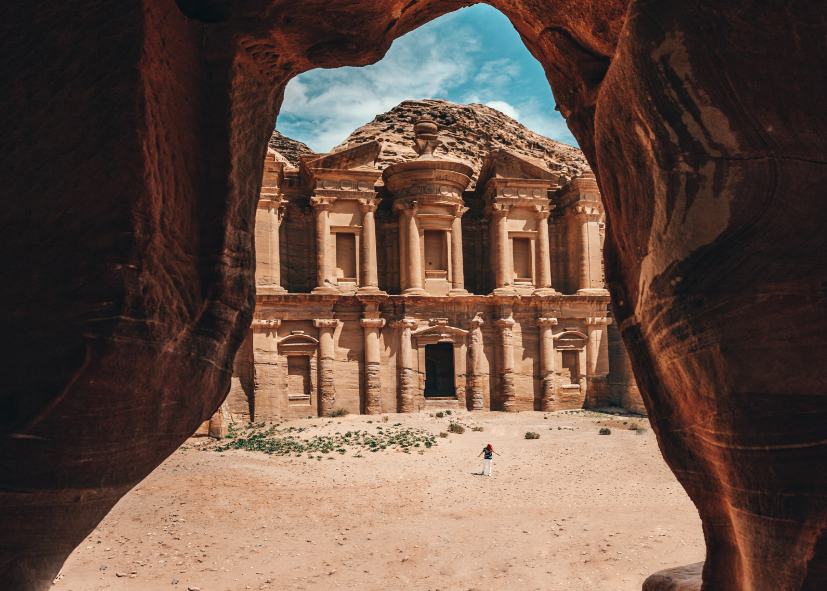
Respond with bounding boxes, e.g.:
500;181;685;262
424;342;455;397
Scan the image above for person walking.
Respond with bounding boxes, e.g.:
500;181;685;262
478;443;499;476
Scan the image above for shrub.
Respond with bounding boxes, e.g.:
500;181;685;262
448;423;465;434
599;427;612;435
628;422;640;430
636;427;648;435
382;415;389;423
472;426;484;432
445;410;452;415
435;412;444;418
525;432;540;439
328;408;349;418
439;432;449;438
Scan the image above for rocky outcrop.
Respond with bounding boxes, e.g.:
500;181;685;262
268;130;315;167
643;563;703;591
336;99;588;188
1;1;825;590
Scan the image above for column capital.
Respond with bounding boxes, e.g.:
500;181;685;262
586;316;612;325
358;198;380;213
252;317;282;330
486;203;511;218
390;318;418;329
531;206;552;219
536;317;558;327
397;201;420;216
310;196;335;211
452;204;469;218
313;318;341;329
493;316;516;331
572;203;604;219
461;316;485;329
360;318;386;328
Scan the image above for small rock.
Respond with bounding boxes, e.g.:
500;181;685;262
188;587;200;591
99;565;106;571
172;578;179;585
116;572;128;577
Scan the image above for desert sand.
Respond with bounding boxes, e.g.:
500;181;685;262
54;411;704;591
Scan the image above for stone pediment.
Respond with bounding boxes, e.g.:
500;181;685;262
477;148;559;189
301;141;381;173
412;323;469;343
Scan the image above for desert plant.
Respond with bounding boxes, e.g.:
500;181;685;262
439;432;449;438
525;431;540;439
599;427;612;435
628;422;640;430
328;408;349;418
382;415;389;423
472;426;484;432
435;412;444;418
448;423;465;434
635;427;648;435
445;410;452;415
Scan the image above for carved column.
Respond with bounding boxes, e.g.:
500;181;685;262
449;205;468;295
311;198;337;294
585;316;611;407
358;200;381;293
251;317;282;420
490;207;511;289
392;318;418;412
574;208;608;295
533;208;553;292
266;200;286;290
313;318;339;415
402;206;426;295
462;315;485;411
494;316;516;412
360;316;386;414
536;317;558;411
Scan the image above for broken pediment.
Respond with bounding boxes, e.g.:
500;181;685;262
477;148;560;190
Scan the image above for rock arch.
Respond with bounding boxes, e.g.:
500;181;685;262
1;0;825;589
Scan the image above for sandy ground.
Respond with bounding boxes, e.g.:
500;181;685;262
55;410;704;591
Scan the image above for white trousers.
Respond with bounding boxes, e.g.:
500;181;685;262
482;458;493;476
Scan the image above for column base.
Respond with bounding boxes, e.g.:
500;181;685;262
312;285;340;295
448;288;469;296
257;285;287;296
491;287;519;297
403;287;428;296
576;288;610;296
532;287;559;297
356;286;387;296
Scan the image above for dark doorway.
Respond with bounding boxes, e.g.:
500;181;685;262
424;343;455;398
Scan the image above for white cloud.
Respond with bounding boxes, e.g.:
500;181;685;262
484;100;520;120
475;59;521;89
278;25;482;152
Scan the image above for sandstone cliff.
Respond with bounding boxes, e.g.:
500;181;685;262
268;130;315;166
332;99;588;188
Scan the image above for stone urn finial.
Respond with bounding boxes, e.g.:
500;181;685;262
413;116;441;160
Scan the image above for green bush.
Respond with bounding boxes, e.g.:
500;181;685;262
525;432;540;439
599;427;612;435
448;423;465;434
435;412;444;418
328;408;349;418
445;410;452;415
439;432;449;438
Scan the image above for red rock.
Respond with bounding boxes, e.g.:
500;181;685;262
1;1;825;590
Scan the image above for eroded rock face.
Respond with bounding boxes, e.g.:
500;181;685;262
1;0;825;590
335;99;589;188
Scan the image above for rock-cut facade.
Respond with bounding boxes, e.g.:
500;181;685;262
205;110;642;431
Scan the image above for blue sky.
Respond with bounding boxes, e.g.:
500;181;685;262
276;4;577;152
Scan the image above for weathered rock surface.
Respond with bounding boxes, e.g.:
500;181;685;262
643;562;703;591
1;1;825;590
268;130;315;167
335;99;588;187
